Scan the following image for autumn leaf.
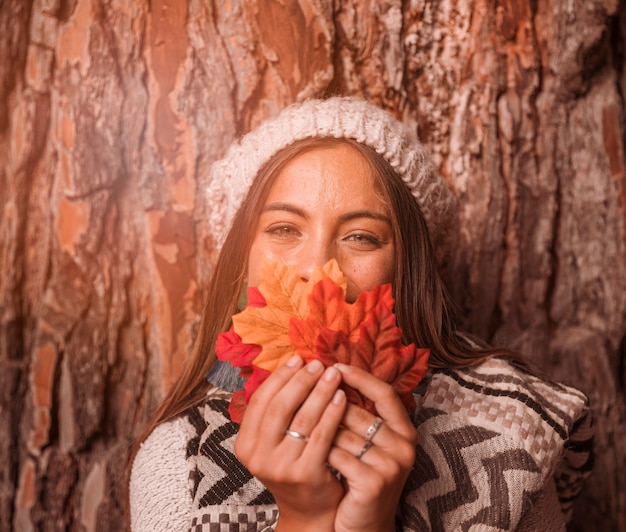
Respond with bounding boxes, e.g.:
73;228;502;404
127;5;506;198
215;258;430;422
233;259;346;372
295;284;429;413
215;326;261;369
289;281;392;360
227;365;272;422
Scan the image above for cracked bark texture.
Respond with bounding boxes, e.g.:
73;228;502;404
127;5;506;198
0;0;624;530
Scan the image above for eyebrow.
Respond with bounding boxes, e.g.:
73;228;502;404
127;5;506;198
261;202;391;225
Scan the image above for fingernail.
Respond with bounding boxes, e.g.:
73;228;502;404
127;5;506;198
332;389;346;405
333;363;351;373
306;359;323;373
286;355;302;367
323;366;339;381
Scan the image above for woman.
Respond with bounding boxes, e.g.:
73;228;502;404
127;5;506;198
129;97;593;531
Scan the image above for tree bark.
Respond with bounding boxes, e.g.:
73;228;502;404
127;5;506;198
0;0;624;530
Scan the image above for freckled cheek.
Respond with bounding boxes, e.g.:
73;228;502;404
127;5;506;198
247;241;297;286
343;259;395;299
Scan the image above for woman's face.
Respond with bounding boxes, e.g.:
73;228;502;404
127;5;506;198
248;143;396;302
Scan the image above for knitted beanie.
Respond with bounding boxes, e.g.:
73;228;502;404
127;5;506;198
207;97;456;251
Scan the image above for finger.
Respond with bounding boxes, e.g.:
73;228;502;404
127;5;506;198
332;423;383;461
338;403;418;467
334;417;412;458
266;359;328;430
239;355;303;437
287;365;342;437
329;423;415;483
241;357;324;445
344;412;385;448
340;405;399;450
278;366;345;461
300;387;347;465
327;442;408;512
334;363;417;442
327;441;386;479
246;355;304;409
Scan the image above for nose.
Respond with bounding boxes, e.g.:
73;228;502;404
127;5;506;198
296;240;334;282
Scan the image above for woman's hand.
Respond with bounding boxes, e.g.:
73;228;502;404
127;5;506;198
329;364;418;532
234;355;347;532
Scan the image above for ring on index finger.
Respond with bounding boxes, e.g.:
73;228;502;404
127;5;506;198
364;417;383;442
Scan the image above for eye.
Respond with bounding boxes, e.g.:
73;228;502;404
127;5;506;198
265;223;301;240
344;232;384;249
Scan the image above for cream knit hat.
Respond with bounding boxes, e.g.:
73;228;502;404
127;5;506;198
207;97;455;250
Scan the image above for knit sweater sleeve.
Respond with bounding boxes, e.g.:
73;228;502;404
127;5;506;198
129;417;192;531
398;359;593;531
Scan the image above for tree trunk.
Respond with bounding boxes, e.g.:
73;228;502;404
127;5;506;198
0;0;624;530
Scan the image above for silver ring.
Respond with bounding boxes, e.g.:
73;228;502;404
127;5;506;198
355;440;374;459
285;429;307;441
364;417;383;442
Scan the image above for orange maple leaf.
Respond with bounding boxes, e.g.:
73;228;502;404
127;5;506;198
233;259;346;372
288;279;393;360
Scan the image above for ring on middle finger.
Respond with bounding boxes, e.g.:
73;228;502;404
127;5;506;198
364;416;383;442
355;440;374;459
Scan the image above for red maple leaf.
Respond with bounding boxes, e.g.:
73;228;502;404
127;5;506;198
215;326;261;369
292;283;429;414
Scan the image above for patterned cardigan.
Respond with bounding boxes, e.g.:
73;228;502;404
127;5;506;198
129;358;593;531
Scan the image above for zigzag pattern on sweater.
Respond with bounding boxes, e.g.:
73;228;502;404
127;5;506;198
187;394;275;507
400;360;593;530
403;408;544;531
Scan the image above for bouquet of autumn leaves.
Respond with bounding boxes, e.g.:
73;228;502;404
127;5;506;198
215;259;430;423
